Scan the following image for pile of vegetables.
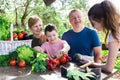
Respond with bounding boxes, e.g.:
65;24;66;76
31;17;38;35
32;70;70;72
46;54;71;71
13;30;29;40
0;45;72;73
46;58;58;71
0;45;35;67
12;29;33;41
0;51;18;66
0;45;48;73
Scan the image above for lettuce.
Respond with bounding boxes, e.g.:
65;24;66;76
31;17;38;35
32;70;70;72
16;45;35;64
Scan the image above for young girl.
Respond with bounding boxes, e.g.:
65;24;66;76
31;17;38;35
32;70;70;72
28;15;46;51
40;24;70;58
88;1;120;73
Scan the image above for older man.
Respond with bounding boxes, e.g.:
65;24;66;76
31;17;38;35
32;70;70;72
62;9;102;63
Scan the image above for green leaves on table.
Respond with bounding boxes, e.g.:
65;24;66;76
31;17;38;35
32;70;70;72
67;68;95;80
31;52;48;73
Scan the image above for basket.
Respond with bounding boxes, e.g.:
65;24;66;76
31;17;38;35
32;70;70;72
0;24;32;55
0;40;32;55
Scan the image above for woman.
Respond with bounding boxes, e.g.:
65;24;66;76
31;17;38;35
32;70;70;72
88;0;120;73
28;15;46;52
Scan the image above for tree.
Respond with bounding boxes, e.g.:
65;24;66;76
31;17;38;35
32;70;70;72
21;0;31;27
0;0;5;13
0;0;89;28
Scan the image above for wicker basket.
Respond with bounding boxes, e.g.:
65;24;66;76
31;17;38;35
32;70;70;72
0;40;32;55
0;24;32;55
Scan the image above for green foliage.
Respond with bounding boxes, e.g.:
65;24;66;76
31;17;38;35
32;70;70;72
58;25;67;38
36;52;49;60
0;55;10;66
0;15;11;40
115;57;120;70
8;51;18;60
32;60;47;73
1;0;89;37
41;7;64;26
102;50;108;56
98;31;106;43
68;0;89;11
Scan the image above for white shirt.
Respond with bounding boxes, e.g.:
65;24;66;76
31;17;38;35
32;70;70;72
108;28;120;42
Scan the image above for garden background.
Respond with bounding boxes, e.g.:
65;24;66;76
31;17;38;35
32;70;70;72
0;0;120;70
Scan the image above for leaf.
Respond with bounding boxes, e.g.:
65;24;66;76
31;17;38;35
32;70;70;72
73;75;79;80
86;72;95;77
67;68;95;80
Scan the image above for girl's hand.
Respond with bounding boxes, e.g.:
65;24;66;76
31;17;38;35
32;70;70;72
60;50;64;56
54;50;64;58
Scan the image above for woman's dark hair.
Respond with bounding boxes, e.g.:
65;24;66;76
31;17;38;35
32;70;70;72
88;1;120;42
44;24;58;35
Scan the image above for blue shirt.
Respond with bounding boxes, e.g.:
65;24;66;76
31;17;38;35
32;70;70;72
62;27;101;59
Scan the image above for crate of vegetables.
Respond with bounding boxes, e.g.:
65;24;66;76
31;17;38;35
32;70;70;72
0;25;32;55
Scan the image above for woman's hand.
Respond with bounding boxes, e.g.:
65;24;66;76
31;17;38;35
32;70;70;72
33;46;43;52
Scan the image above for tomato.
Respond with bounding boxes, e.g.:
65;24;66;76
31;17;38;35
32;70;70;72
55;58;60;66
18;33;24;40
60;56;67;64
13;33;17;38
9;59;16;66
21;31;27;35
18;60;26;67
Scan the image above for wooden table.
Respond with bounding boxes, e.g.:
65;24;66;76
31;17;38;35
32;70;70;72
0;62;118;80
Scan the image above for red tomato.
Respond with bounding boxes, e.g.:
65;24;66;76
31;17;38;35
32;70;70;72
21;31;27;35
60;56;67;64
55;58;60;66
9;59;16;66
18;33;24;40
18;60;26;67
13;33;17;38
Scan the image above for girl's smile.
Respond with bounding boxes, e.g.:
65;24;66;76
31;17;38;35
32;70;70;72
46;30;59;44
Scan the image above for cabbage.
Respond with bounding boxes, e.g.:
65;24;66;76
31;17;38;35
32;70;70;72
16;45;35;63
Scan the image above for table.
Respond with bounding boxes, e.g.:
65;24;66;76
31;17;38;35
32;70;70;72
0;63;118;80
